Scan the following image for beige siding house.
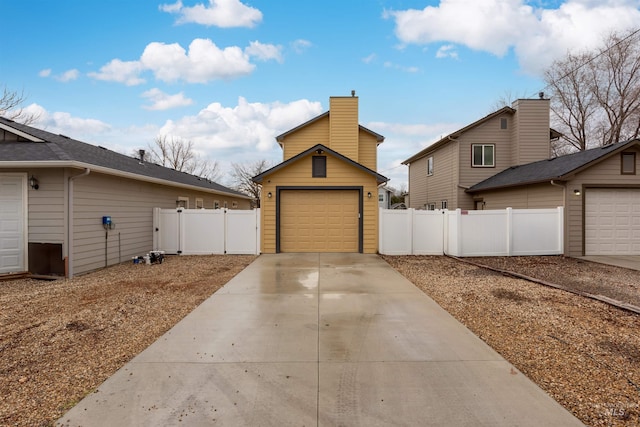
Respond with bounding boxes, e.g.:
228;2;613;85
0;117;252;277
253;95;387;254
467;140;640;257
403;98;558;210
404;96;640;257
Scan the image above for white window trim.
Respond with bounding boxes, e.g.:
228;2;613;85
214;200;220;209
177;196;189;209
472;144;495;167
441;200;448;209
195;198;204;209
232;201;238;209
427;156;434;176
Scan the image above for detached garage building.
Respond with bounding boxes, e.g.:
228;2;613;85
466;139;640;256
253;95;388;253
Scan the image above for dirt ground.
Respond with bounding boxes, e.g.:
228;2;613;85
0;255;255;427
383;255;640;427
1;254;639;426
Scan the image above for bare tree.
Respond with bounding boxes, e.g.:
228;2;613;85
544;29;640;152
0;86;40;124
143;135;222;182
229;160;272;208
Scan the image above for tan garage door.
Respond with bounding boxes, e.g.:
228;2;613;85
279;189;359;252
585;188;640;255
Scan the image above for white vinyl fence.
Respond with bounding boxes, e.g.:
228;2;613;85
153;208;260;255
379;207;564;257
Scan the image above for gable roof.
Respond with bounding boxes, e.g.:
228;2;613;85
402;106;515;165
401;105;562;165
275;111;385;145
252;143;388;184
0;117;250;199
467;139;640;193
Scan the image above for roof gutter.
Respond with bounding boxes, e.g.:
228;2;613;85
0;160;252;200
67;168;91;278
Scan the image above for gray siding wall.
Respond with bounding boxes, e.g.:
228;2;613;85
71;171;250;275
511;99;551;165
565;147;640;256
2;168;66;244
408;156;428;209
407;142;458;209
458;116;512;208
473;183;564;210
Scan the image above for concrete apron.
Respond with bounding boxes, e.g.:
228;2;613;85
57;253;583;427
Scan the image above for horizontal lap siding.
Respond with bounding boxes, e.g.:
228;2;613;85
566;147;640;257
459;118;512;189
358;130;378;171
282;117;329;161
511;99;551;165
72;173;249;275
475;184;563;209
260;154;378;254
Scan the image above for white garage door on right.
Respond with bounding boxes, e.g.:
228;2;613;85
585;188;640;255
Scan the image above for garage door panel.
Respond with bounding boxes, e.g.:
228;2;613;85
585;188;640;255
280;189;360;253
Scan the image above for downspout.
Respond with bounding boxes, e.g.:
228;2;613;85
67;168;90;278
550;179;566;201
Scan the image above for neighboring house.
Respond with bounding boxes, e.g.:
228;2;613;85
467;138;640;257
253;95;388;253
0;117;252;277
403;97;561;211
378;186;392;209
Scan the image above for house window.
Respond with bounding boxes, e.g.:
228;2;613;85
426;203;436;210
427;156;434;176
232;201;238;209
223;201;228;209
312;156;326;177
195;198;204;209
441;200;448;209
622;152;636;174
500;118;508;129
472;144;495;167
378;194;384;202
214;200;220;209
176;196;189;209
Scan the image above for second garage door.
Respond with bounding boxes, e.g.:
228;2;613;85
279;189;360;252
585;188;640;255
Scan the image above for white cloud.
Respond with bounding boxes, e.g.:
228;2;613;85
39;69;51;77
141;38;255;82
245;41;283;63
141;88;194;110
436;44;458;59
159;97;323;154
25;104;111;137
89;38;275;85
291;39;312;54
88;59;146;86
55;69;80;82
383;61;419;73
362;53;377;64
388;0;640;74
159;0;262;28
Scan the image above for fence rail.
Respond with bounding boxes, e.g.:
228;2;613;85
379;207;564;257
153;208;260;255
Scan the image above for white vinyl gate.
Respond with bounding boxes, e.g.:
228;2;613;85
153;208;260;255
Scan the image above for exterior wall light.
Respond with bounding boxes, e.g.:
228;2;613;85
29;175;39;190
267;192;272;198
574;189;581;196
367;191;372;198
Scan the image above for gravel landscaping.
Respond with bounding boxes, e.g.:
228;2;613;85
1;253;639;426
383;255;640;427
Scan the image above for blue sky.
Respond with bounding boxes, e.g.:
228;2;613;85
3;0;640;189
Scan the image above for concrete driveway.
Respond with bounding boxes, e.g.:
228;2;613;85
58;253;582;426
